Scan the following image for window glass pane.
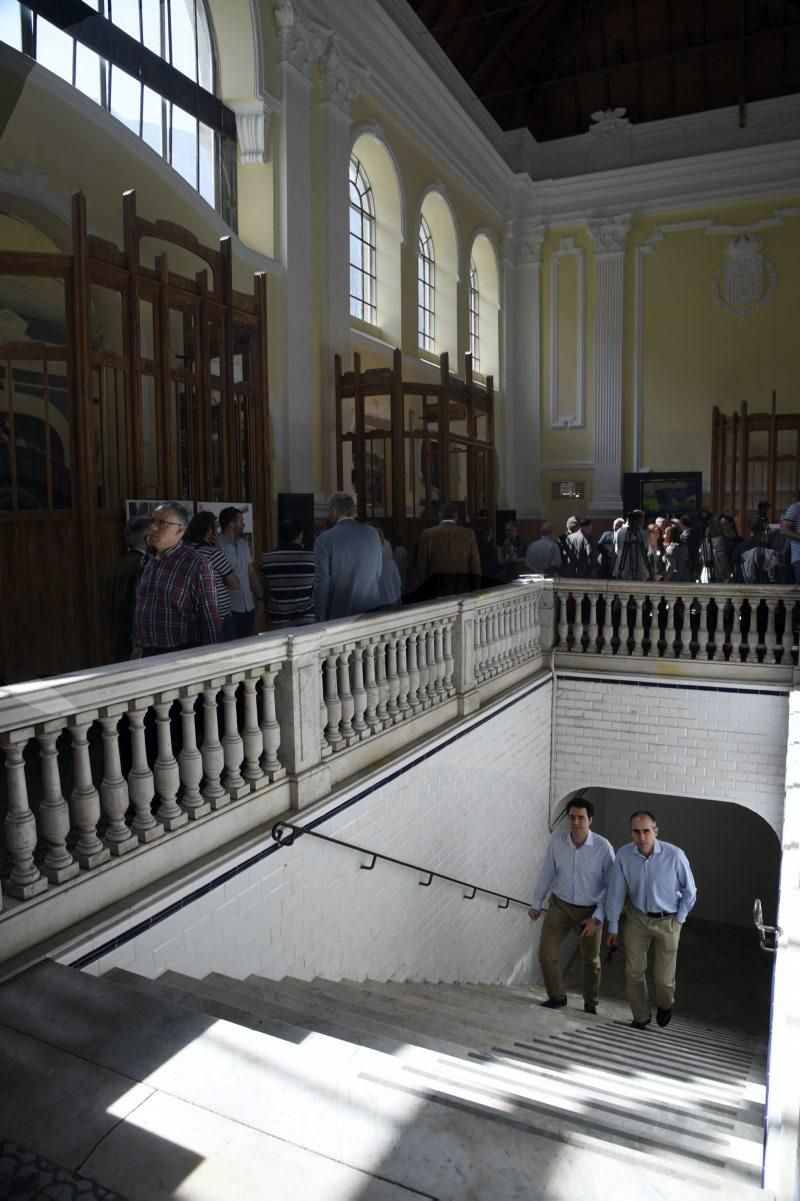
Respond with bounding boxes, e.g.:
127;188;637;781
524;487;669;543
0;0;22;50
210;387;223;496
108;0;140;41
169;308;195;371
170;0;197;81
196;2;213;90
109;64;141;135
199;121;215;205
0;274;67;346
141;0;162;55
139;298;155;360
142;84;164;154
0;361;11;510
75;42;104;104
36;17;73;84
171;102;198;188
91;286;124;355
48;360;73;510
141;375;158;497
11;361;48;510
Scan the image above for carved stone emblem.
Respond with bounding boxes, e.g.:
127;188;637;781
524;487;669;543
711;233;776;323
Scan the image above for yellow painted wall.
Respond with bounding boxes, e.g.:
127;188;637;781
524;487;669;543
540;225;595;466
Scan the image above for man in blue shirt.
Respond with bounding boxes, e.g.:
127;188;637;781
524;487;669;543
529;797;615;1015
606;810;697;1029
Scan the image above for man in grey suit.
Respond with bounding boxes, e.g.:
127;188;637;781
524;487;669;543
314;492;383;621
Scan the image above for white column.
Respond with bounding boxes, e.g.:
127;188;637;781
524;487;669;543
587;214;631;518
275;1;329;494
501;218;545;519
319;39;368;496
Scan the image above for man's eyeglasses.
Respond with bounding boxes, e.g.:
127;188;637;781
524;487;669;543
151;518;184;529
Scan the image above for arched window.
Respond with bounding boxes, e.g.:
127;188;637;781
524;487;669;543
349;154;376;324
468;257;480;371
418;216;435;353
0;0;230;212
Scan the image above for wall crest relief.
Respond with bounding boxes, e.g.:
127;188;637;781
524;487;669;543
711;233;776;324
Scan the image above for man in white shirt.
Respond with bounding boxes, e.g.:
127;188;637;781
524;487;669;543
529;795;615;1014
525;521;562;577
780;496;800;584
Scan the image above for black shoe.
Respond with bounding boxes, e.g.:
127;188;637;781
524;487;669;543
656;1007;672;1028
630;1018;651;1030
584;1002;597;1015
540;996;568;1009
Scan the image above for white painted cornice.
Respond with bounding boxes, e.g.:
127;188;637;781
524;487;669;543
501;217;546;267
274;0;330;78
230;95;282;164
319;36;370;114
586;214;631;255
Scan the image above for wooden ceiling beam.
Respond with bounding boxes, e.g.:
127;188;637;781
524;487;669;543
465;0;550;93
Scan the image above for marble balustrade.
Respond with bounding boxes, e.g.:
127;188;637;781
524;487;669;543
554;581;799;668
0;585;547;923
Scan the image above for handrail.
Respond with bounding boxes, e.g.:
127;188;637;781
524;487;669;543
753;897;782;954
271;821;534;910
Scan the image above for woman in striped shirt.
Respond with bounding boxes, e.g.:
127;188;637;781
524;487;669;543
184;511;240;641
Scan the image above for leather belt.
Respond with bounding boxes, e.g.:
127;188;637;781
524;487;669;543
646;909;676;919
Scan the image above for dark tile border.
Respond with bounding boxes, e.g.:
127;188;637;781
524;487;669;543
69;676;552;970
558;674;790;698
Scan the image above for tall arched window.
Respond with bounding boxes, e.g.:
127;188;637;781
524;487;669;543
0;0;233;214
418;216;435;353
349;154;376;324
468;257;480;371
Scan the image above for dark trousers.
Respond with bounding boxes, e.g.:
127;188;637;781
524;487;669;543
233;609;255;638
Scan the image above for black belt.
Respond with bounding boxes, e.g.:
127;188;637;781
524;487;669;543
645;909;676;919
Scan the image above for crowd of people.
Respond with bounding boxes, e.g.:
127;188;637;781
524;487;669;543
104;494;800;661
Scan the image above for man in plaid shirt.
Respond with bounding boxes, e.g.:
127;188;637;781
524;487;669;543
132;502;221;657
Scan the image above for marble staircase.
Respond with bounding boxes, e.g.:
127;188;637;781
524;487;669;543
0;959;770;1200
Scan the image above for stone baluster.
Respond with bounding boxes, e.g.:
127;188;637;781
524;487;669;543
99;707;137;854
443;622;455;693
319;659;330;759
415;629;430;709
728;596;744;664
630;592;645;656
483;609;493;675
35;722;79;883
693;595;707;660
395;635;410;719
67;712;110;868
1;729;48;898
127;699;161;840
587;591;599;654
363;641;380;732
220;678;247;800
492;608;503;673
711;597;726;662
598;593;612;655
500;605;511;667
152;693;188;830
201;680;228;809
323;652;343;750
557;594;569;652
259;665;285;779
240;674;265;786
351;645;368;737
663;595;677;659
755;598;768;664
407;631;422;713
386;638;401;721
433;625;445;696
338;649;357;745
764;596;779;666
425;627;438;701
375;638;390;725
781;599;794;666
473;613;484;680
177;686;210;819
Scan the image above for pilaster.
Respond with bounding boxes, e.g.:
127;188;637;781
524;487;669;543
586;213;631;518
501;218;546;519
275;1;330;494
319;38;369;494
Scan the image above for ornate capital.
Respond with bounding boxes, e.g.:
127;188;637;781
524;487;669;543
320;38;369;114
502;219;546;267
586;214;631;255
275;1;329;78
231;95;282;164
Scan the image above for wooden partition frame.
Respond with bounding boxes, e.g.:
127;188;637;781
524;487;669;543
0;191;271;682
711;397;800;530
335;348;496;557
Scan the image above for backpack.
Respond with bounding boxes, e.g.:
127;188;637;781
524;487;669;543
740;545;780;585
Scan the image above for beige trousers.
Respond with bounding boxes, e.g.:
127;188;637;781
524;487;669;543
623;905;682;1022
538;895;602;1004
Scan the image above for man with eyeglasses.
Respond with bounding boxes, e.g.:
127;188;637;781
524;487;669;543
131;502;221;658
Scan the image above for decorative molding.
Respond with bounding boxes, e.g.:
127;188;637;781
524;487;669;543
231;95;282;164
501;219;546;267
274;0;330;79
0;161;73;237
587;214;631;256
711;233;776;323
631;207;800;471
320;36;369;113
587;108;632;170
549;236;585;430
541;461;594;471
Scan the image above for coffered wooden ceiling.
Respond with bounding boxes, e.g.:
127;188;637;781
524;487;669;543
405;0;800;141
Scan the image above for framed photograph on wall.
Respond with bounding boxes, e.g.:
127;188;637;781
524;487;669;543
622;472;702;519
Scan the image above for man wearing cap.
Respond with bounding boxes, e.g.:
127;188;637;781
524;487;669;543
528;796;615;1015
220;507;264;638
606;810;697;1030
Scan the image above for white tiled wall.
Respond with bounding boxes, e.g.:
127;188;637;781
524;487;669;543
553;674;789;835
90;680;554;986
